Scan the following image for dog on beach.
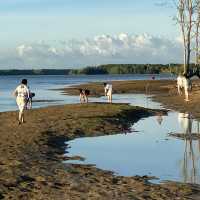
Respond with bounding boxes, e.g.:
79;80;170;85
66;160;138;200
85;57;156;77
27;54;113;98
27;92;35;109
79;89;90;103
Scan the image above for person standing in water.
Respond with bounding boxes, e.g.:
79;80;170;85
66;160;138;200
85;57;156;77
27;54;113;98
13;79;30;124
104;82;112;103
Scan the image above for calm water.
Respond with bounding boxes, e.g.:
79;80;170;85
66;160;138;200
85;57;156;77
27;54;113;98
0;74;174;112
64;95;200;184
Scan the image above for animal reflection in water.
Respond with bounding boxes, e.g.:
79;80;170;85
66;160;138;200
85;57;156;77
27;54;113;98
156;112;163;125
178;113;200;183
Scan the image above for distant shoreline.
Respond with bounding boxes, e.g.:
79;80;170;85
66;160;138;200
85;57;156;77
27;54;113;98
0;72;173;76
0;63;184;75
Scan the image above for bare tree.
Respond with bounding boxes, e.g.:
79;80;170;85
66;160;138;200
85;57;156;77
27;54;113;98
194;1;200;66
159;0;200;75
175;0;198;74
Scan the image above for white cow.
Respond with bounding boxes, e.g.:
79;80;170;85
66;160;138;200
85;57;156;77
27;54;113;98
177;75;192;101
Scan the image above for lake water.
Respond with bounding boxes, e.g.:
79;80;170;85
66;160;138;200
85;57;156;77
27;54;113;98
0;74;174;112
64;95;200;184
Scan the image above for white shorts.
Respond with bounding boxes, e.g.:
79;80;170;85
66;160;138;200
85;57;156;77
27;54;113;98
16;97;27;112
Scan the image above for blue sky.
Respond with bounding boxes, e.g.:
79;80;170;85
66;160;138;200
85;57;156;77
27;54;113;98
0;0;177;44
0;0;181;68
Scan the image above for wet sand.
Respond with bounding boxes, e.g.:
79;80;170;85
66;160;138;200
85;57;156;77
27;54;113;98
2;80;200;199
62;79;200;118
1;103;191;200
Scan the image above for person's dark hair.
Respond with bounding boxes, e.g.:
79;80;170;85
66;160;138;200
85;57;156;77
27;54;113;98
103;83;107;87
21;79;27;85
79;89;83;93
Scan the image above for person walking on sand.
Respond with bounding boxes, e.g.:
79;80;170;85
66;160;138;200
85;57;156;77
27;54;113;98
13;79;30;124
104;82;112;103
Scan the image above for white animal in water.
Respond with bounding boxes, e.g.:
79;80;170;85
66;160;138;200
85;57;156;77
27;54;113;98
177;75;192;101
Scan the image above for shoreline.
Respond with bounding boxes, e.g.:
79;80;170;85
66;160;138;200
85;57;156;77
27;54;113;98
62;79;200;117
3;102;192;200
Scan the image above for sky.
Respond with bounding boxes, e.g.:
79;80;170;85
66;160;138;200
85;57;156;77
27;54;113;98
0;0;183;69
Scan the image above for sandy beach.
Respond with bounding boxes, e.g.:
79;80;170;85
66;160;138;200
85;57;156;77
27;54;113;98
62;79;200;118
2;0;200;198
1;79;200;199
0;102;184;200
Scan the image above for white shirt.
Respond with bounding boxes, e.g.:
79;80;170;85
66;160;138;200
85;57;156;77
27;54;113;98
14;84;30;98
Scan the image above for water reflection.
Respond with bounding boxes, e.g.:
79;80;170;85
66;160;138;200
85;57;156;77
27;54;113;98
178;113;193;134
64;95;200;184
178;113;200;183
156;112;163;125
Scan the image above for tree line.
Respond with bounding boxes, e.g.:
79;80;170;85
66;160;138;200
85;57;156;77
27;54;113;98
0;69;71;75
0;64;185;75
70;64;183;75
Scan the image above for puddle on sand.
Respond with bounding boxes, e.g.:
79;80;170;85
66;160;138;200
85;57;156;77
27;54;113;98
64;95;200;184
91;94;163;109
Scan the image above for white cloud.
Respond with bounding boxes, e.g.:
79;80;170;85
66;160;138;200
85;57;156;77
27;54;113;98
0;33;185;68
16;44;33;57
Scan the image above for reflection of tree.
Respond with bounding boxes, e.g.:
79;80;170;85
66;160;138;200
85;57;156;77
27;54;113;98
182;136;197;183
178;113;200;183
197;122;200;153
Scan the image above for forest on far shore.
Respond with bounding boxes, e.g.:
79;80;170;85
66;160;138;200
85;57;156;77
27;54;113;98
0;64;186;75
